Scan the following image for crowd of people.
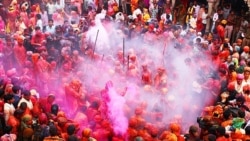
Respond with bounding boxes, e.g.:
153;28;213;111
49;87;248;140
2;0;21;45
0;0;250;140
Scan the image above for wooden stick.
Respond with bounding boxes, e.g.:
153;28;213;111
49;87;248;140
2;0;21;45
101;54;104;63
92;29;99;59
163;42;166;55
123;38;125;68
127;55;130;70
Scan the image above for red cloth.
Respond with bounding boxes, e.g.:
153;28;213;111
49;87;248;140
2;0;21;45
64;80;85;116
7;115;20;134
39;98;53;114
196;19;203;32
216;25;225;41
13;44;27;67
216;136;231;141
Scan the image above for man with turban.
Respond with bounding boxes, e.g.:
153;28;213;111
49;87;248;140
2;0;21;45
65;79;86;117
169;123;185;141
13;36;27;70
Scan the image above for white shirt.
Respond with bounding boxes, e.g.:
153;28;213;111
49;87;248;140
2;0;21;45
41;11;49;27
240;20;249;31
193;4;200;16
47;3;56;15
235;81;247;94
223;7;231;19
60;0;65;8
45;25;55;34
17;22;27;33
54;2;62;10
212;12;218;22
201;12;208;24
241;52;249;60
17;97;33;110
193;35;204;44
4;103;15;123
36;19;43;31
160;13;172;24
189;17;197;29
219;43;233;52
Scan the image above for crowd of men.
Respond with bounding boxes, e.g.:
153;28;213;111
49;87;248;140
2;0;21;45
0;0;250;140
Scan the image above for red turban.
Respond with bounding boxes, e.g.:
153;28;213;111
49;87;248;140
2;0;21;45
244;46;250;53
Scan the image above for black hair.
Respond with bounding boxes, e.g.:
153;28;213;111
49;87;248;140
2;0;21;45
4;94;14;102
67;124;76;135
238;109;245;118
236;95;246;104
208;126;217;135
20;102;28;110
228;64;236;72
207;134;216;141
90;101;100;109
196;38;202;43
36;14;41;19
223;43;228;48
0;89;4;98
51;104;59;115
14;109;24;117
245;126;250;135
216;126;226;136
12;85;21;94
223;109;232;120
219;68;227;75
68;135;79;141
48;19;54;22
4;125;13;134
22;90;31;96
49;125;58;136
35;26;41;31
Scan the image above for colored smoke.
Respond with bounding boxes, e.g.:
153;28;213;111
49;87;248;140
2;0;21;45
105;81;128;136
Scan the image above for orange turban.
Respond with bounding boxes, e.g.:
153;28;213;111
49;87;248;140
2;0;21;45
169;123;181;135
161;131;178;141
82;128;92;137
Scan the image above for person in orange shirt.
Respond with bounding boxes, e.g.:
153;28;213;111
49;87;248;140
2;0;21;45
169;123;185;141
13;37;27;70
64;79;86;117
81;128;97;141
